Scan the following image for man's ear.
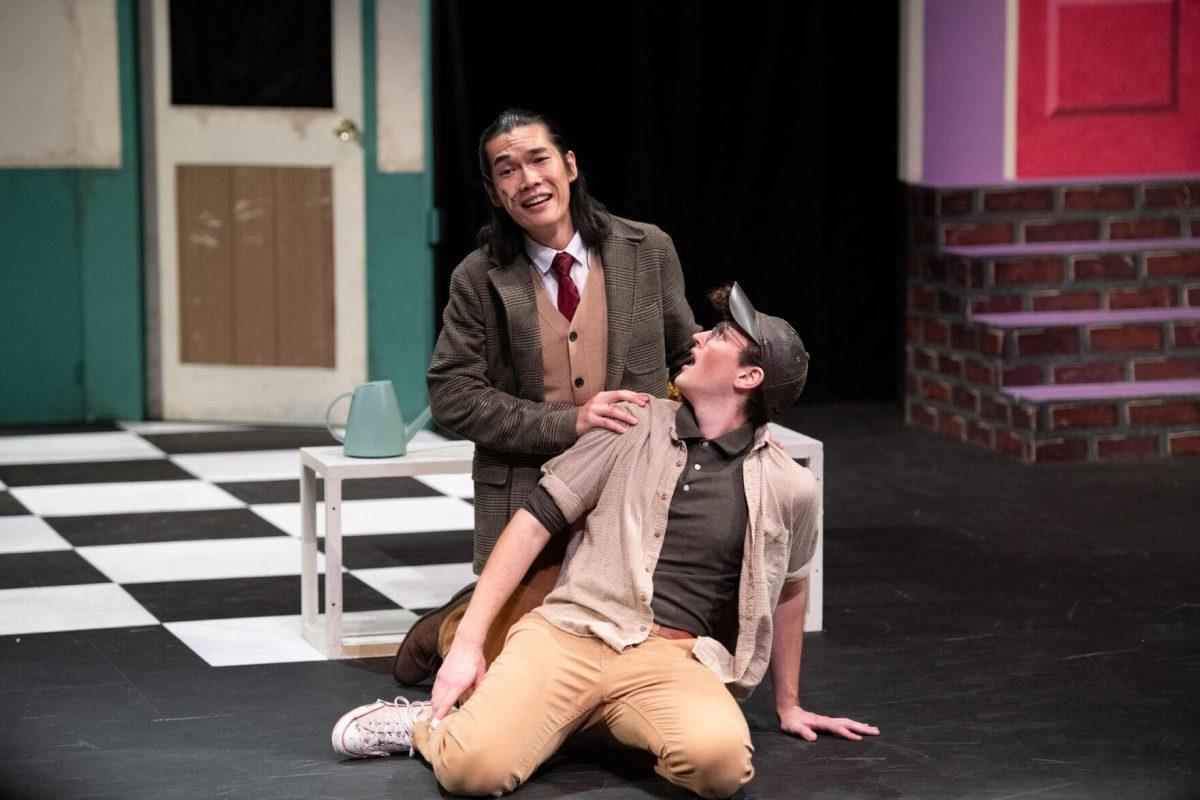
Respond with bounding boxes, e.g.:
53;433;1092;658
737;365;765;391
565;150;578;182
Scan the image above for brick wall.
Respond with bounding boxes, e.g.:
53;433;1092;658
904;180;1200;462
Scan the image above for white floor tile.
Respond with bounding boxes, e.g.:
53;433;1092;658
10;480;244;517
0;432;165;465
118;421;253;434
76;536;324;584
352;563;476;610
0;516;72;553
0;584;158;635
250;496;475;538
171;450;304;482
164;615;324;667
414;473;475;499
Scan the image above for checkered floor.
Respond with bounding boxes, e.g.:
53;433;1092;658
0;421;476;668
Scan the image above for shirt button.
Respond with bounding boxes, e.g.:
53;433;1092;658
654;531;661;538
694;464;701;470
660;492;668;500
569;331;578;342
683;484;690;492
640;595;647;602
644;566;651;572
574;377;584;387
640;625;647;631
702;442;709;448
676;460;683;467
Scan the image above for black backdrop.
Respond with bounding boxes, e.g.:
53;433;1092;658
431;2;903;403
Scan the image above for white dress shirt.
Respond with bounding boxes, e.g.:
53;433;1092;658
524;231;590;307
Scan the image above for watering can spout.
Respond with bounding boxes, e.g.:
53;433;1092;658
404;405;433;445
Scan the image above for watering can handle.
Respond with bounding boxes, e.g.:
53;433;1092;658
325;391;354;444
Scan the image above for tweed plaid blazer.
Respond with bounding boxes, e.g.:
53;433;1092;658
427;213;700;572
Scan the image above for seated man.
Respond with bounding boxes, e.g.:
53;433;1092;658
331;283;879;798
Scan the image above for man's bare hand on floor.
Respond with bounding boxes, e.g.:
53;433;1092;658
778;706;880;742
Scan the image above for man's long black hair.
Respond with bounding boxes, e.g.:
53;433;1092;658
475;108;612;265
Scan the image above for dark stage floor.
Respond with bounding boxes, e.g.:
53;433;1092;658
1;403;1198;799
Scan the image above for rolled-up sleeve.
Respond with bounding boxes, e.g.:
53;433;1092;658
537;402;642;525
522;484;569;535
784;470;820;583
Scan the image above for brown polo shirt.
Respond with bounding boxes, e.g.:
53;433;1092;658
525;403;752;648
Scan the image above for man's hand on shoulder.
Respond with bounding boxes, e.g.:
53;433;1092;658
778;705;880;742
430;640;487;723
575;390;651;436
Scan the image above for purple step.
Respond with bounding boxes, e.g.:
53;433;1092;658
945;236;1200;257
1004;378;1200;403
943;238;1200;258
972;307;1200;328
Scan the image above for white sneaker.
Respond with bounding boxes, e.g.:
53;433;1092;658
331;696;433;758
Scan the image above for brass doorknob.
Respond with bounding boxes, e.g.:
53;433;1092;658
333;118;360;142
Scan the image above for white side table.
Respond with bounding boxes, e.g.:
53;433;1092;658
299;427;824;660
299;440;473;659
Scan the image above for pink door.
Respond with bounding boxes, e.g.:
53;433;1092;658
1018;0;1200;176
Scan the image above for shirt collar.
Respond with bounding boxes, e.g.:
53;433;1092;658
673;401;757;458
524;231;588;276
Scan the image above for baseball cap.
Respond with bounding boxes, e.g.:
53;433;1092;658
727;282;810;417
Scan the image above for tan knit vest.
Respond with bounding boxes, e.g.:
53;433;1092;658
531;249;609;406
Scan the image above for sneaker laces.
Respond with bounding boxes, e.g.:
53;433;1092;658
360;697;433;757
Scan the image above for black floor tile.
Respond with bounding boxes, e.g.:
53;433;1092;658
218;476;443;504
0;550;110;589
142;427;338;454
0;491;28;516
0;458;193;487
123;574;400;622
319;530;474;569
0;625;201;693
45;509;289;546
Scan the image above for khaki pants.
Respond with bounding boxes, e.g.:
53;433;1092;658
438;530;569;671
412;612;755;799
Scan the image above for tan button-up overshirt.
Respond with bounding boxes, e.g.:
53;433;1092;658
535;398;820;701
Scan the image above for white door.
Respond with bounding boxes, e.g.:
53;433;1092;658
148;0;366;423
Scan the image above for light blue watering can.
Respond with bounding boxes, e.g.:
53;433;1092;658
325;380;433;458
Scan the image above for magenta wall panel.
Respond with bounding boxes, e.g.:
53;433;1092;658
1018;0;1200;177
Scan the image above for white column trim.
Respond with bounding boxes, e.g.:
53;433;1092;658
899;0;925;183
376;0;425;173
1004;0;1019;180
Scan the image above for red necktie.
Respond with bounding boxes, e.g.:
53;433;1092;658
551;251;580;322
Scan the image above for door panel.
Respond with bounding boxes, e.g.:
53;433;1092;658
177;165;234;364
273;167;335;368
176;164;336;369
1018;0;1200;176
230;166;277;366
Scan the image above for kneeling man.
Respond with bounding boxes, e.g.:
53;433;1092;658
331;283;878;798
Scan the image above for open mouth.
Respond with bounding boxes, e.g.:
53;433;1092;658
521;193;552;209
